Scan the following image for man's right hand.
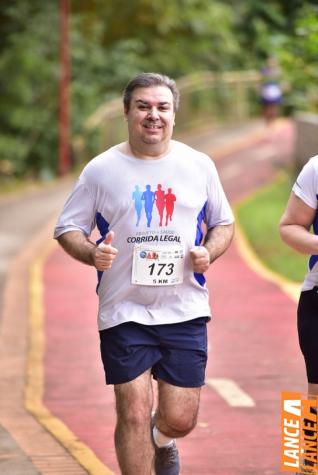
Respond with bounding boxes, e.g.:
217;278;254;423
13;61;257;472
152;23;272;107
93;231;118;271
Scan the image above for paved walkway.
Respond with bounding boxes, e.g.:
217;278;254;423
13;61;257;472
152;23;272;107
0;118;303;474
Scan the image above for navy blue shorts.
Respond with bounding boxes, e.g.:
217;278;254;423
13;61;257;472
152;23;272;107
99;317;209;387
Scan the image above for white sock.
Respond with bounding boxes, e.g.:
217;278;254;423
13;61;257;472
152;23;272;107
153;425;174;448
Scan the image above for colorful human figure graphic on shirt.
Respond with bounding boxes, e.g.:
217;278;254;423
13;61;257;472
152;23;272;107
132;185;143;226
165;188;176;226
155;184;165;226
141;184;155;227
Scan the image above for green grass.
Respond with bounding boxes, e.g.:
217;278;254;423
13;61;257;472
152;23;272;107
236;173;307;283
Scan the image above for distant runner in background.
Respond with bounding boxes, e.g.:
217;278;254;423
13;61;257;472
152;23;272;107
260;56;283;123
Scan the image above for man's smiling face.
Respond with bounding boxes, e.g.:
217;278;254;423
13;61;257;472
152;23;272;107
124;86;175;149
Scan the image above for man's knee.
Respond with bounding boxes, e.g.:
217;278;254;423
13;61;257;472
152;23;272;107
157;382;201;437
158;408;198;436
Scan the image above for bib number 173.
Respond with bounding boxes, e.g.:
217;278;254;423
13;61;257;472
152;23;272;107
132;245;184;286
148;262;174;277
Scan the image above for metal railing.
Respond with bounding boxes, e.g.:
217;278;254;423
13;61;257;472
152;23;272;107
77;70;261;162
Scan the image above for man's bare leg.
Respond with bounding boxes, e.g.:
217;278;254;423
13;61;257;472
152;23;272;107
155;380;201;438
114;369;154;475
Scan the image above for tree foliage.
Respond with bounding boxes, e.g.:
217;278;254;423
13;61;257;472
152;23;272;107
0;1;59;177
0;0;317;178
276;4;318;112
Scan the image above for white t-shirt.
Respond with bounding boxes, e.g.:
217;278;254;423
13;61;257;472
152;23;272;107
292;155;318;290
54;140;234;330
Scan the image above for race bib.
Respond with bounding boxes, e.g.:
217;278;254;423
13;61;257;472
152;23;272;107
132;245;184;286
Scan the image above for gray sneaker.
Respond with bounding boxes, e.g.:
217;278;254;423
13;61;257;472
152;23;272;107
154;440;180;475
151;416;180;475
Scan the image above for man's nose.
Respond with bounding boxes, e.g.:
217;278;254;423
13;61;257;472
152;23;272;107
147;107;160;119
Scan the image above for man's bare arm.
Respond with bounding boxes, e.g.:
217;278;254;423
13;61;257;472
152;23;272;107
204;223;234;263
190;223;234;273
57;230;118;270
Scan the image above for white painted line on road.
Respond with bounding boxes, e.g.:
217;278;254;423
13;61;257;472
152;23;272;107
206;378;255;407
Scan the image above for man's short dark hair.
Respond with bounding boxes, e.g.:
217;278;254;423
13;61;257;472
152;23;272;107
123;73;180;112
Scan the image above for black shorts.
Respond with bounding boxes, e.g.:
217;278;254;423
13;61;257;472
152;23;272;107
297;286;318;384
99;317;209;387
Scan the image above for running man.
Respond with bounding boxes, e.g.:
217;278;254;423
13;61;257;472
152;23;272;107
155;184;165;226
142;184;155;227
54;73;234;475
165;187;176;225
132;185;143;226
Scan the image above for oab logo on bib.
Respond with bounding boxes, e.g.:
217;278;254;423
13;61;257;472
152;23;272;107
132;245;184;286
